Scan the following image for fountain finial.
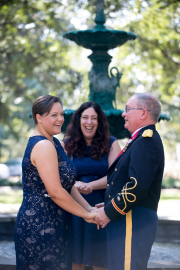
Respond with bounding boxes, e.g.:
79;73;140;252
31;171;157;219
94;0;106;29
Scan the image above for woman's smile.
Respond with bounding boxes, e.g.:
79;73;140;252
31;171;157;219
80;107;98;145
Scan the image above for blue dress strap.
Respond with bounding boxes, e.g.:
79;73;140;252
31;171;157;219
109;136;117;146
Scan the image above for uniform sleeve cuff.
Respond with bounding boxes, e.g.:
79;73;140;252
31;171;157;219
104;199;125;222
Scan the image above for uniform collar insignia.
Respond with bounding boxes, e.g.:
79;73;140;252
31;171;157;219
142;129;153;137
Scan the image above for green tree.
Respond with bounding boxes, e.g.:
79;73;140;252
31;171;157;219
0;0;85;151
69;0;180;147
112;0;180;144
0;0;180;158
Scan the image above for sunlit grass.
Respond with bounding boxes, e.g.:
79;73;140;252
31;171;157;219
160;194;180;200
0;189;23;204
0;187;179;205
160;189;180;200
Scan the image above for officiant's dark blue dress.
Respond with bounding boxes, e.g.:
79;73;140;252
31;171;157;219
14;136;76;270
72;136;117;268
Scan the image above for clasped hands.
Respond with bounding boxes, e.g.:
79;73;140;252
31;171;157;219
75;181;110;228
75;181;92;195
92;203;110;229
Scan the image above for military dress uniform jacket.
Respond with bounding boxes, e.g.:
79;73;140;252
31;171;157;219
104;125;164;222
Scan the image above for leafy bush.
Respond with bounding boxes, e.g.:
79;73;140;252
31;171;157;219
0;178;22;187
162;177;180;189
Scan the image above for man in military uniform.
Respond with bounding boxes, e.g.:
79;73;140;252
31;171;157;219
95;93;164;270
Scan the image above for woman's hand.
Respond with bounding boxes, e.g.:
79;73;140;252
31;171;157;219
75;181;92;195
86;206;98;212
84;211;100;230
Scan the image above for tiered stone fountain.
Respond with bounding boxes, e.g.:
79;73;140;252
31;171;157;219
62;0;169;138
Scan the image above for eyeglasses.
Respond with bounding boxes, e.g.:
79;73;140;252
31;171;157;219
124;107;151;113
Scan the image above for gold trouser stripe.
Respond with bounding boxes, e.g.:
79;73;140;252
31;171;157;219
124;210;132;270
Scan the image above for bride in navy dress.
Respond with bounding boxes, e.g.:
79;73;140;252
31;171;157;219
14;95;98;270
63;102;121;270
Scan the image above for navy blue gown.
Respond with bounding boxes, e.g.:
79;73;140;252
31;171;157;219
14;136;76;270
72;136;117;268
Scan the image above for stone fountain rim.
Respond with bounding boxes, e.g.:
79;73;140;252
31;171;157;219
63;109;170;121
63;28;137;40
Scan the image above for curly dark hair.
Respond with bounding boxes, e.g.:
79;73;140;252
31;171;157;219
64;102;110;160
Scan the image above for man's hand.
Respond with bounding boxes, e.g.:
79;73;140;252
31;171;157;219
95;202;104;208
95;207;110;228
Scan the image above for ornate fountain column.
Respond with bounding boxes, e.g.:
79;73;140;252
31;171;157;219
64;0;136;112
88;1;123;109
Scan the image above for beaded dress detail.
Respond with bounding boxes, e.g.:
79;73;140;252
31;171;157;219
14;136;76;270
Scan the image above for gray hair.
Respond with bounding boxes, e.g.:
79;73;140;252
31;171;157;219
132;93;161;122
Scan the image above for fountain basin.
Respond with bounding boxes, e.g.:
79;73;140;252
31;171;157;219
61;109;170;139
63;28;137;50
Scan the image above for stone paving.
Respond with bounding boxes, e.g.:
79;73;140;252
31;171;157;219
1;240;180;263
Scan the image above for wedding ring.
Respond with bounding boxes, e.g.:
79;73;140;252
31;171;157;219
100;223;102;225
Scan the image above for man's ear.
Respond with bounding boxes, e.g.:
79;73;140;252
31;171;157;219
36;114;42;123
140;109;148;120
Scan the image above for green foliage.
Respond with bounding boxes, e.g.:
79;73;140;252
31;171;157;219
0;178;22;187
0;188;23;204
0;0;180;157
162;177;180;189
0;0;84;140
112;0;180;139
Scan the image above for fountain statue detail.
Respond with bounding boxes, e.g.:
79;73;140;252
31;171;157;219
89;66;122;110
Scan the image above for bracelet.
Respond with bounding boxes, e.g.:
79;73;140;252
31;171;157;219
85;205;90;210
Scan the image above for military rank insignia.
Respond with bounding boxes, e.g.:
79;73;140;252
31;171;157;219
142;129;153;137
